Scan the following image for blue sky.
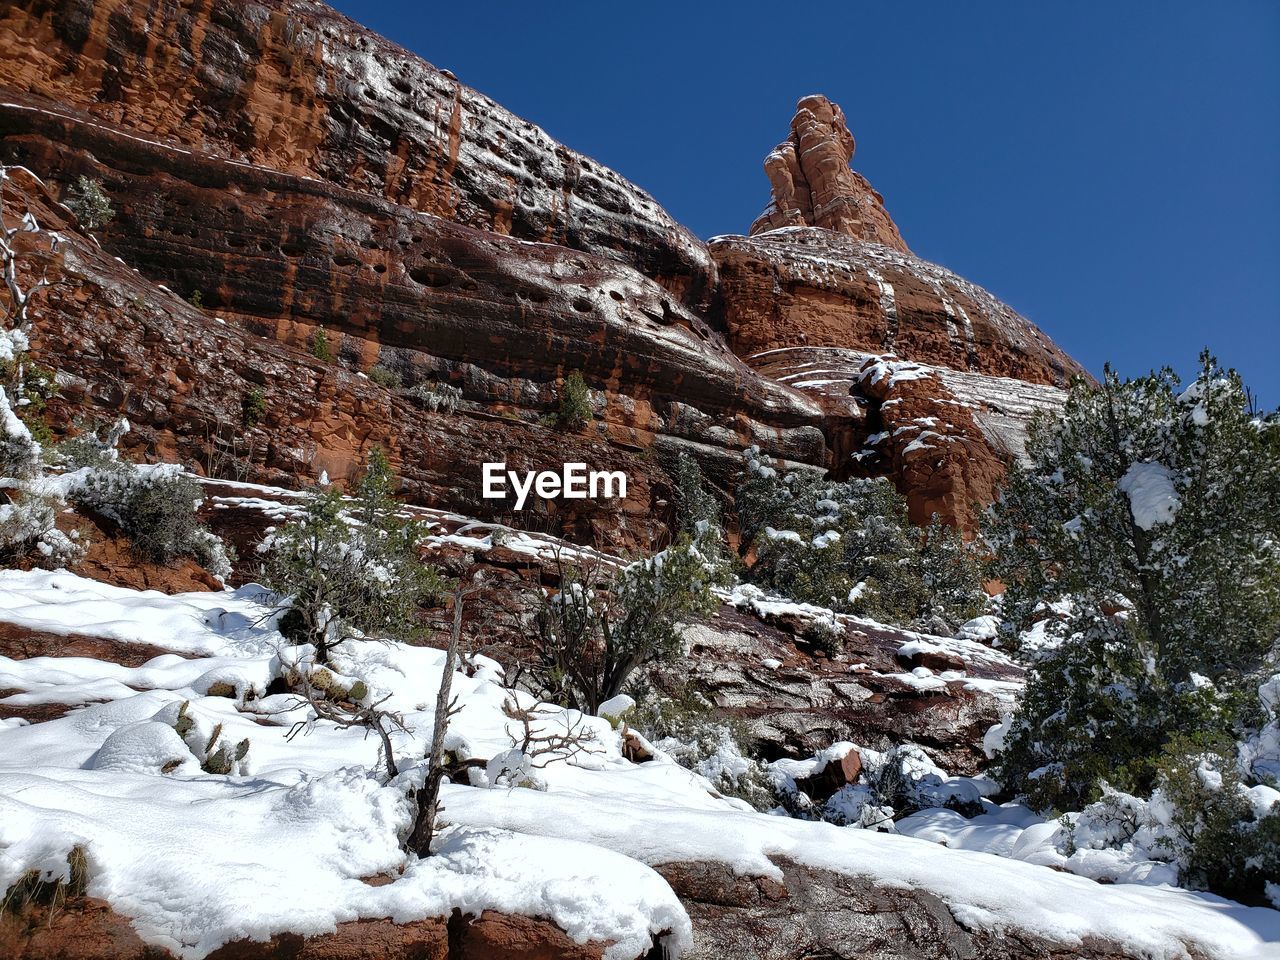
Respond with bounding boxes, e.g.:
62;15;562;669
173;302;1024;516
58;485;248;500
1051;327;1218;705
331;1;1279;406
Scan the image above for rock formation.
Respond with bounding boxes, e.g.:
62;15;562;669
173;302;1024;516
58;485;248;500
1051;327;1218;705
749;94;908;252
672;604;1020;774
0;5;1225;960
659;859;1153;960
0;1;1089;534
0;128;822;553
703;96;1088;525
712;227;1082;386
0;0;714;307
0;897;609;959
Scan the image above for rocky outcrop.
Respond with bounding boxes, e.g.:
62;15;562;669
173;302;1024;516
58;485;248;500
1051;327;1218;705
667;605;1021;773
746;348;1052;528
731;98;1081;388
749;95;907;253
0;0;713;307
712;227;1082;387
659;859;1170;960
0;158;822;552
0;897;612;960
850;356;1009;527
718;210;1080;525
0;3;1088;535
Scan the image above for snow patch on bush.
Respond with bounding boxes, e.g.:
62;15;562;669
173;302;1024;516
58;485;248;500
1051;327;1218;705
1117;460;1180;530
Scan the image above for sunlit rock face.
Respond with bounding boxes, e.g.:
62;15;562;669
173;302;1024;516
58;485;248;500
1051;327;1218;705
709;96;1085;527
749;94;909;253
0;0;822;551
0;0;715;308
0;3;1085;536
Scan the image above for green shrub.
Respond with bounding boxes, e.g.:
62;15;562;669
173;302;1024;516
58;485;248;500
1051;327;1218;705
188;289;204;309
63;176;113;230
989;355;1280;809
802;613;844;657
0;357;57;475
407;380;462;412
531;533;719;713
735;448;985;630
241;387;266;427
670;451;720;535
0;360;58;443
56;419;129;471
311;327;333;362
666;450;733;578
556;370;592;431
1155;738;1280;902
0;400;41;479
260;449;447;661
367;365;402;389
630;689;776;810
0;488;81;569
68;462;231;578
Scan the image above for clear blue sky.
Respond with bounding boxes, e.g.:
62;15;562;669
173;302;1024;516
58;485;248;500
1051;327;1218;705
331;0;1280;406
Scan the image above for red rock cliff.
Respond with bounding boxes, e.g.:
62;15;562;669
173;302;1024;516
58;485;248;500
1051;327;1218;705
715;96;1085;526
0;0;714;306
0;2;1086;537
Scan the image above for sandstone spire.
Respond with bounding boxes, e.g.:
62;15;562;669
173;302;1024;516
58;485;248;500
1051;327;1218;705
750;94;910;253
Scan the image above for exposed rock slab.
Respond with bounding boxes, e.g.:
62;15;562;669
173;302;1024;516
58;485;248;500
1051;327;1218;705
670;605;1021;773
660;858;1177;960
748;349;1031;528
0;160;821;552
0;897;612;960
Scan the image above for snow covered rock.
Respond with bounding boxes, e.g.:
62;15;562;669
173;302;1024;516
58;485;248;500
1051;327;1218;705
791;744;863;803
87;720;196;776
596;694;636;725
956;615;1000;644
674;603;1022;774
896;638;967;673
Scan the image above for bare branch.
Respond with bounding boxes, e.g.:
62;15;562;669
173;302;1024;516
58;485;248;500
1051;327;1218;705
282;672;409;781
408;571;486;857
500;698;602;770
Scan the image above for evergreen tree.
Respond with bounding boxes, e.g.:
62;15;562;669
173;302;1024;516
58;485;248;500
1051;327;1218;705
735;447;985;630
670;450;720;537
917;516;988;631
261;450;445;662
989;354;1280;809
63;176;114;230
531;531;721;713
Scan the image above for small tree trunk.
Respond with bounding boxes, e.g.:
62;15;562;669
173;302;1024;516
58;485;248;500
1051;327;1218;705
372;713;399;781
408;580;468;856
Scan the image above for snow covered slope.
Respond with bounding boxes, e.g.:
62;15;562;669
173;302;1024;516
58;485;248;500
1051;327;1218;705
2;570;1277;959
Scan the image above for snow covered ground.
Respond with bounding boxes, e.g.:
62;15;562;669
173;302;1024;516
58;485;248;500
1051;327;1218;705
2;570;1278;959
